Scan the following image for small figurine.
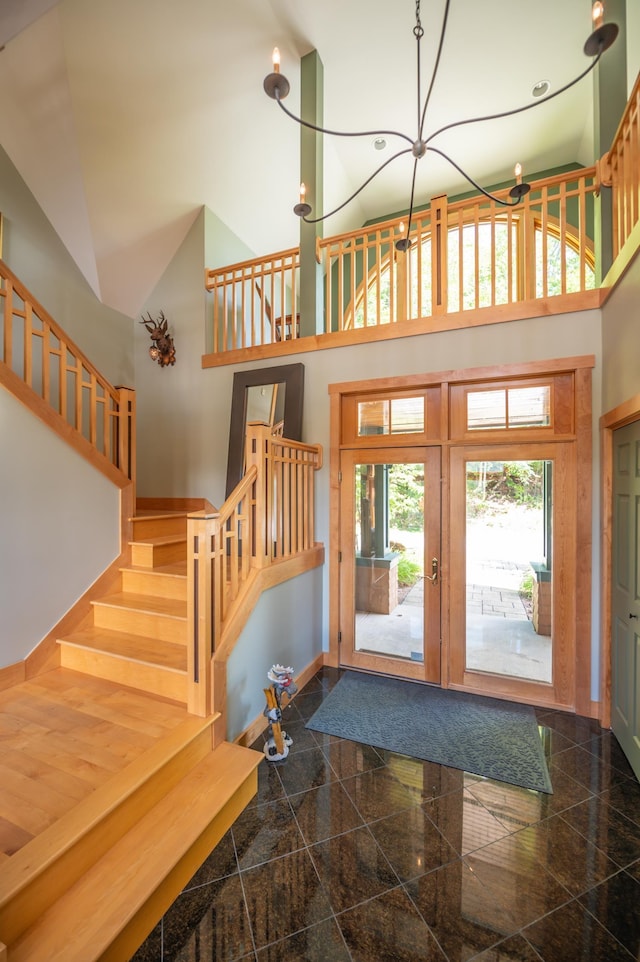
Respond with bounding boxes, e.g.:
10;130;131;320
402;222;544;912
263;664;298;761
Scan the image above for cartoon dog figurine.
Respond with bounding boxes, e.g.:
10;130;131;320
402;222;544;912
263;664;298;761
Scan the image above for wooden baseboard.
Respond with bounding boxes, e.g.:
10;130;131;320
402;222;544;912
234;652;325;748
0;661;25;693
136;497;217;514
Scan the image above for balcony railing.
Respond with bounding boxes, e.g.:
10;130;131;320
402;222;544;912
203;74;639;366
608;71;640;258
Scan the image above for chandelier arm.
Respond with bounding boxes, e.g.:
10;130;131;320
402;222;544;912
427;146;525;206
299;148;414;224
405;158;420;241
424;53;602;146
419;0;451;138
275;91;414;147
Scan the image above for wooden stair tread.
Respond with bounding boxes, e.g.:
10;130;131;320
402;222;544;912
122;562;187;578
129;534;186;547
92;591;187;620
58;627;187;671
129;511;189;521
10;742;261;962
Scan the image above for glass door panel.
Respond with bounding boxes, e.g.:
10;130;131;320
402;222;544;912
465;459;552;683
340;447;441;683
450;443;575;708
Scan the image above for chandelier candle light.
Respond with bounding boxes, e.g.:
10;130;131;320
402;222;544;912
264;0;618;251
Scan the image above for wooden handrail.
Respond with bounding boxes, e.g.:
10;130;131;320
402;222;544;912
186;424;322;717
607;70;640;258
0;260;135;485
204;165;605;360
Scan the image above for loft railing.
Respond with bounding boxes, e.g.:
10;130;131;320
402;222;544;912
205;247;301;351
0;260;135;483
608;71;640;258
186;423;322;717
203;166;601;362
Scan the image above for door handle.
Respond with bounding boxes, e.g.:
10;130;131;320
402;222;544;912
630;613;638;620
425;557;439;586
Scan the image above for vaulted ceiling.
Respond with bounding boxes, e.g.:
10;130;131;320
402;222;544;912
0;0;628;317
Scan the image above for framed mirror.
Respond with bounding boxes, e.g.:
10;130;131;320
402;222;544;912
225;363;304;497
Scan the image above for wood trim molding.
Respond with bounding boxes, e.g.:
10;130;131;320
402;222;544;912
202;294;603;369
598;397;640;728
136;497;217;513
0;362;130;489
0;661;25;693
234;653;325;748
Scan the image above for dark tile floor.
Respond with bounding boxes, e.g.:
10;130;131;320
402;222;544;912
131;668;640;962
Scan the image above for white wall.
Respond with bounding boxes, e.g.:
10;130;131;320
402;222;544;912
227;567;323;741
601;252;640;413
0;146;134;389
0;389;120;665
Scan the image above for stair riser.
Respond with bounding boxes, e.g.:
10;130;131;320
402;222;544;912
59;645;187;703
92;605;187;645
0;724;212;946
131;541;186;568
121;569;187;601
131;517;187;540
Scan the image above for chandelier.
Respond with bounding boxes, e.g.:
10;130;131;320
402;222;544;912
264;0;618;251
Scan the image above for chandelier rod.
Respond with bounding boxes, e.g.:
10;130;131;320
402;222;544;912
264;1;618;241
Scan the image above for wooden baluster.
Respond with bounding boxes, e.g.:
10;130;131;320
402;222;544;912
186;512;215;717
430;194;448;315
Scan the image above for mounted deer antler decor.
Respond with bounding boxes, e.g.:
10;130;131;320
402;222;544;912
140;311;176;367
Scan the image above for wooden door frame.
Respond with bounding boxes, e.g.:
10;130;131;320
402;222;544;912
599;393;640;728
328;356;594;716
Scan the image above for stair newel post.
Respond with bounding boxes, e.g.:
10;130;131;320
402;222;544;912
115;386;136;491
186;511;216;717
245;423;272;567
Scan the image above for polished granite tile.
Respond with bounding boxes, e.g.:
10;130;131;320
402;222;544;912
273;746;338;795
578;867;640;957
245;757;286;809
421;788;513;856
510;813;619;896
404;859;515;961
232;797;305;869
337;885;448;962
522;897;635;961
309;824;400;913
241;848;333;950
181;828;238;891
318;738;385;778
162;873;255;962
534;710;601;746
464;835;571;931
342;764;429;822
468;934;543;961
255;917;351;961
287;779;364;844
368;804;458;881
600;775;640;827
560;794;640;868
130;670;640;962
549;743;630;794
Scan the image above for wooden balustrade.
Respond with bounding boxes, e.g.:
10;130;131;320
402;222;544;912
186;424;322;717
0;260;135;483
608;71;640;258
204;247;301;352
204;165;605;363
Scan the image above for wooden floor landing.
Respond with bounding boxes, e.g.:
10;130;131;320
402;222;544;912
0;668;189;861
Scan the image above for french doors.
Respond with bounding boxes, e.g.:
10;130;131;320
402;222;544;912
338;447;442;683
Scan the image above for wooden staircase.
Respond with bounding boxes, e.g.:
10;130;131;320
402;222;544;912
58;512;191;706
0;703;260;962
0;510;263;961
